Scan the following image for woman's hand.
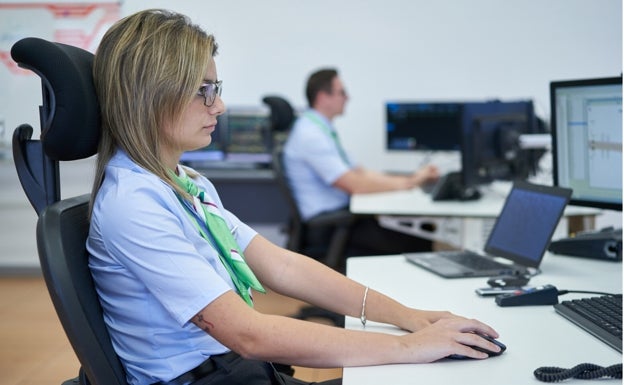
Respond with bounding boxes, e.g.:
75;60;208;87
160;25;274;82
399;309;465;332
398;317;501;363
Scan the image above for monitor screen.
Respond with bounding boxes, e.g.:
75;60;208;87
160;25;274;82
460;100;539;190
550;76;622;211
386;102;463;151
224;106;273;164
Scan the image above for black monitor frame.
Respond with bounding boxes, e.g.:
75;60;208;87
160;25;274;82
460;100;539;194
550;76;623;211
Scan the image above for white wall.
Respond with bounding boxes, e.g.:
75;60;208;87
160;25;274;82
121;0;622;170
0;0;621;270
124;1;623;230
2;0;621;167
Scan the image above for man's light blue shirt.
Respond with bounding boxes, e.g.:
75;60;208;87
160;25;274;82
87;150;258;385
283;109;354;220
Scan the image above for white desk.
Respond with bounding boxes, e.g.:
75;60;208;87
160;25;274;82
343;254;622;385
350;183;601;250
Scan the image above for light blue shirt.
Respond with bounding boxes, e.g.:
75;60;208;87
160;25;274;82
87;150;258;385
283;109;353;220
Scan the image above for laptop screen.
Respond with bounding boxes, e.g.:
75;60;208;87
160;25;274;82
484;181;572;268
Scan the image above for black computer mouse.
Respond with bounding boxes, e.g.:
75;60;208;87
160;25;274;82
487;274;530;288
447;334;507;360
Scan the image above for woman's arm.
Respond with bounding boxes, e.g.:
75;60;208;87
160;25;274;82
245;235;458;332
191;291;500;368
189;235;500;367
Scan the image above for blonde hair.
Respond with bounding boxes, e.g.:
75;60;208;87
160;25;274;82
91;9;218;212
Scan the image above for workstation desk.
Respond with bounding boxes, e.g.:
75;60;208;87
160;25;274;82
350;182;601;251
199;167;288;224
343;254;622;385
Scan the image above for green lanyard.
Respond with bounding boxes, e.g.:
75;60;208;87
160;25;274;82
305;111;351;166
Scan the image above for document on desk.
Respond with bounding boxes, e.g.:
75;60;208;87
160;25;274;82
404;181;572;278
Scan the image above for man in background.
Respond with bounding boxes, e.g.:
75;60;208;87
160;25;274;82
283;68;439;261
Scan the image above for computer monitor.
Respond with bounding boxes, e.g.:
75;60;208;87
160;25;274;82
224;106;273;165
550;76;622;211
386;102;463;151
460;100;539;195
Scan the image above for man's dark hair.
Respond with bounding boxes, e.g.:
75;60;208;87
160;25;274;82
305;68;338;107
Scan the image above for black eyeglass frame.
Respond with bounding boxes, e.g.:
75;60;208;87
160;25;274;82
197;80;223;106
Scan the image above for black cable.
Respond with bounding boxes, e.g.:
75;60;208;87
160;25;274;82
534;363;622;382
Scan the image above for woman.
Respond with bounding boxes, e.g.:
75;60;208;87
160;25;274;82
87;9;501;385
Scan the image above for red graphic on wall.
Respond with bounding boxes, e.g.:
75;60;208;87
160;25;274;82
0;2;120;75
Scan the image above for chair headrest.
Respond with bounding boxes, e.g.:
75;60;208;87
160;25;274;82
11;37;100;161
262;95;295;132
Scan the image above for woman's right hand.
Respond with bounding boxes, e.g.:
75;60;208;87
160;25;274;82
398;317;501;363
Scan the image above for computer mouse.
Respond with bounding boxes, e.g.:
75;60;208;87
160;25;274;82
487;274;530;288
447;334;507;360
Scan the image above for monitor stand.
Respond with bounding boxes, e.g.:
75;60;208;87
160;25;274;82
430;171;482;201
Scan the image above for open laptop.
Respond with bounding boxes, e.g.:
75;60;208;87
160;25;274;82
405;181;573;278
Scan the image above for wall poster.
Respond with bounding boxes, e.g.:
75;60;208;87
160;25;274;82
0;1;120;158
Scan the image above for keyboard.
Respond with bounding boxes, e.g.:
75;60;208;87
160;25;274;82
554;294;622;352
441;250;512;271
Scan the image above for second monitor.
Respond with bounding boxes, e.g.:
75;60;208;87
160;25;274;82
386;102;463;151
387;100;542;200
460;100;541;193
180;106;280;169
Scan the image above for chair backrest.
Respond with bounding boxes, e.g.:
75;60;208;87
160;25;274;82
261;96;307;251
11;37;100;215
11;37;126;385
271;143;305;251
38;195;127;385
262;95;296;133
263;96;355;267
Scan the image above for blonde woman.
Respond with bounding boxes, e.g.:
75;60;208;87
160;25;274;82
87;9;501;385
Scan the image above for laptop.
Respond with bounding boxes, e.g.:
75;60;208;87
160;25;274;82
405;181;573;278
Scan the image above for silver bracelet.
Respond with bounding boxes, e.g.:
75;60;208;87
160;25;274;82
360;286;369;327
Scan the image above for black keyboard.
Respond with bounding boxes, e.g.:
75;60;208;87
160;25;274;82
554;294;623;352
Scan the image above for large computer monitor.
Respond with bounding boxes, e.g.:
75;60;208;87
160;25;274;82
550;76;622;211
386;102;463;151
460;100;540;196
223;106;273;165
180;106;275;169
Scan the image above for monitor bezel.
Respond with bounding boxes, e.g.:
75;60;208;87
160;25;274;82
550;75;623;211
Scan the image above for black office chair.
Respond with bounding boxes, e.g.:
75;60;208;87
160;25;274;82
262;95;356;271
262;96;356;327
11;37;127;385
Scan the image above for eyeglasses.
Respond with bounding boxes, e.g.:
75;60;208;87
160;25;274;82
197;80;223;106
332;88;347;98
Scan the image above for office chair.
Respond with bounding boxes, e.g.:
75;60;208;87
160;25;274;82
11;37;127;385
262;96;356;326
262;95;356;271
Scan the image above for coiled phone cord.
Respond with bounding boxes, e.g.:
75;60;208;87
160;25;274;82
534;363;622;382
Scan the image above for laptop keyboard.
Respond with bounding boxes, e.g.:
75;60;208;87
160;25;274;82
554;294;622;352
441;250;511;270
